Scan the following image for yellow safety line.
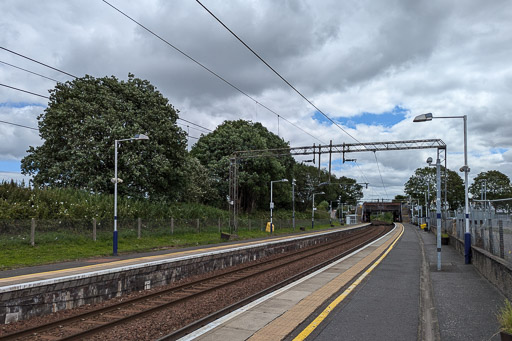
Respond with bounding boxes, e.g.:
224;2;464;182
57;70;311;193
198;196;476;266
0;225;358;283
293;224;405;341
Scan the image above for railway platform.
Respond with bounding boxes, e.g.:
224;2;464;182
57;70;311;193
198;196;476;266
184;223;505;341
0;224;367;325
0;223;506;340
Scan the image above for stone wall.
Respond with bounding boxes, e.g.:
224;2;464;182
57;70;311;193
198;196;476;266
0;227;359;324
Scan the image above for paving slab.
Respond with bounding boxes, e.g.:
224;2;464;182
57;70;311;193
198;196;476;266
304;224;504;341
187;225;400;341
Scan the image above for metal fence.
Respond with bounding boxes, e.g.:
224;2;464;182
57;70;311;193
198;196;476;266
0;217;334;246
425;209;512;264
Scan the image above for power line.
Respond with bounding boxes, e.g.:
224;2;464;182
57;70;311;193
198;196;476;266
102;0;326;145
0;82;212;137
0;83;49;99
0;47;78;79
177;118;212;132
373;152;389;199
195;0;373;185
195;0;362;145
0;120;39;131
0;60;59;82
176;122;209;134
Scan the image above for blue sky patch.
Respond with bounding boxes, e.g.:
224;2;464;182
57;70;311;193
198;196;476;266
313;105;409;128
491;148;508;154
0;102;46;108
0;160;22;173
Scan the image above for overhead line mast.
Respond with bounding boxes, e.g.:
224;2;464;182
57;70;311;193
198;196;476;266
228;139;447;231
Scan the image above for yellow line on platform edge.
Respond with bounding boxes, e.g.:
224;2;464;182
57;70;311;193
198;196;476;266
293;224;405;341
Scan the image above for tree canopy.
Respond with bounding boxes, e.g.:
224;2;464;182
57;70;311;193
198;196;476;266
190;119;293;211
469;170;512;210
404;166;464;210
21;74;188;200
292;163;363;211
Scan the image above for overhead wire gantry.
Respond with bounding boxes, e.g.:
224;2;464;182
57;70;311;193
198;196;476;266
228;139;447;231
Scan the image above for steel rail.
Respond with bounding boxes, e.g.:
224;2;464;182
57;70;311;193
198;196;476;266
0;227;376;341
160;225;391;340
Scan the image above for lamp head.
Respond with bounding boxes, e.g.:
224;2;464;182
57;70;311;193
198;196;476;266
134;134;149;140
426;157;433;166
413;113;433;122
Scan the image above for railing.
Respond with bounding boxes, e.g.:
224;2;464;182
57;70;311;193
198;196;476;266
424;209;512;264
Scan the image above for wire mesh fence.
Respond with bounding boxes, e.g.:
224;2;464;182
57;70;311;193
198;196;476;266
0;217;335;246
426;209;512;265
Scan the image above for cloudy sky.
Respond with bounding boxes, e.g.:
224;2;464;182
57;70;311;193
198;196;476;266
1;0;511;200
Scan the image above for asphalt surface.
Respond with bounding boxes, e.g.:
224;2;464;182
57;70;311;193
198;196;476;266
420;228;503;341
301;224;504;341
304;223;421;340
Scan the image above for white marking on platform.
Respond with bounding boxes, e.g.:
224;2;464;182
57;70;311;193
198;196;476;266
178;225;395;341
0;224;368;293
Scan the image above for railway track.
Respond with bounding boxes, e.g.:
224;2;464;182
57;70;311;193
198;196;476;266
0;224;392;341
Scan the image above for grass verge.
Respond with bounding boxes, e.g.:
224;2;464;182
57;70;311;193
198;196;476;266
0;223;338;270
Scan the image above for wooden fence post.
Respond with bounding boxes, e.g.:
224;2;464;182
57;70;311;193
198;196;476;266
138;218;141;239
196;218;200;233
218;217;221;233
93;218;97;241
31;218;35;246
171;218;174;235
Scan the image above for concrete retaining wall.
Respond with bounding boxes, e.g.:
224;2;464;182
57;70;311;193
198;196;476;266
449;234;512;300
0;227;362;324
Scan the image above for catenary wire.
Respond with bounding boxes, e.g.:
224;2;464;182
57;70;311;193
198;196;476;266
0;120;38;131
0;83;50;99
373;152;389;199
1;52;212;136
102;0;326;145
177;118;212;132
177;122;209;134
0;60;60;82
1;81;211;137
0;46;78;79
195;0;376;189
195;0;362;145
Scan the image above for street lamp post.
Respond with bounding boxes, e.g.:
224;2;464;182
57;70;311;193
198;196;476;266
427;155;442;270
338;196;342;224
426;182;430;231
113;134;149;256
311;192;325;229
292;179;296;230
270;179;288;233
414;113;471;264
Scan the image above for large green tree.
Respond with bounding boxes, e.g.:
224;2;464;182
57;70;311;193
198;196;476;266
190;120;293;212
291;163;363;211
469;170;512;210
404;166;464;210
21;74;188;200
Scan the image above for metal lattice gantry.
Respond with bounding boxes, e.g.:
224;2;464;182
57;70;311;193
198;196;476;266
228;139;447;232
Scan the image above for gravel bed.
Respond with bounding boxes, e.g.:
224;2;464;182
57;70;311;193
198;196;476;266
1;225;389;340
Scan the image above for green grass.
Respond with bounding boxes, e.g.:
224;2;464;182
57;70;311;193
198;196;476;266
0;222;337;270
0;182;339;269
499;299;512;334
